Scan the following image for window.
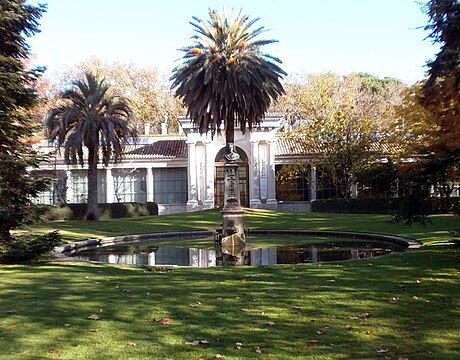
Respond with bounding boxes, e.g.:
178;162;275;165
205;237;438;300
33;188;55;205
113;168;146;203
316;168;338;199
275;164;311;201
69;170;107;203
152;168;187;204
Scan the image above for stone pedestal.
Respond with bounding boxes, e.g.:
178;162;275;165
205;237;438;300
221;160;245;241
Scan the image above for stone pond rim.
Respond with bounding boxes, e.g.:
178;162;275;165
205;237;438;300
52;229;421;258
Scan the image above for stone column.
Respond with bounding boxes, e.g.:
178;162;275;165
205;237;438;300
106;168;114;203
266;140;278;208
66;170;73;203
259;142;268;201
350;182;358;199
204;140;215;209
310;166;317;201
249;139;261;208
196;142;206;205
146;167;154;202
186;140;198;211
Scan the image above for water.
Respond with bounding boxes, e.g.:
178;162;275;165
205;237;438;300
66;236;406;267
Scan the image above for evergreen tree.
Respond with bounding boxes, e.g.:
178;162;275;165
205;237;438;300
0;0;49;242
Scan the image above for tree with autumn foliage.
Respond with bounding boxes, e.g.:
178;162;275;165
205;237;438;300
274;72;405;199
392;0;460;223
49;57;184;135
422;0;460;150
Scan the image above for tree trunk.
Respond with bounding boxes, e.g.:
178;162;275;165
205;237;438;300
225;117;235;145
86;146;99;221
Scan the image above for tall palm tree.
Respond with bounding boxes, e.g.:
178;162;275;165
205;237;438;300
171;8;286;147
45;72;136;220
171;9;286;239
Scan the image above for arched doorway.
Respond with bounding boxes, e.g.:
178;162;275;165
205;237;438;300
214;146;249;208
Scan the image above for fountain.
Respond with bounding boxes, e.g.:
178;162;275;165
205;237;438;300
53;229;421;267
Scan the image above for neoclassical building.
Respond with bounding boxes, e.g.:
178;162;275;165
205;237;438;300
33;116;342;214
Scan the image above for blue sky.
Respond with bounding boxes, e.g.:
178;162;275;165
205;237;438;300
27;0;438;84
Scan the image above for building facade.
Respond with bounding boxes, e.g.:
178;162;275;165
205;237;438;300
38;116;459;214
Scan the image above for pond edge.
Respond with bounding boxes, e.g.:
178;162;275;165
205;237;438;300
51;229;421;258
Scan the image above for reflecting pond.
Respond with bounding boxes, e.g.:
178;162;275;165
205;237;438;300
66;236;407;267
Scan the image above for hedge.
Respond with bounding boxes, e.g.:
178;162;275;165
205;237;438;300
39;202;158;221
311;197;460;215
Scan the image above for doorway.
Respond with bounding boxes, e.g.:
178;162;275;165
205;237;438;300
214;146;249;208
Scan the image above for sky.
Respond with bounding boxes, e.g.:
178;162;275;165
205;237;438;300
26;0;439;85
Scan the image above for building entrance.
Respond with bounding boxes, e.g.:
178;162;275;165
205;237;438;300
214;146;249;208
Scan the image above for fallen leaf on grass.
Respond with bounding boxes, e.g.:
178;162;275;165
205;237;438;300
308;339;319;344
359;312;370;318
345;325;354;331
265;321;275;326
49;349;60;354
185;339;210;346
317;326;330;335
127;342;136;346
63;323;71;327
159;317;173;325
399;358;409;360
234;342;243;349
293;306;303;310
255;346;262;353
7;310;18;314
376;348;389;353
145;292;151;296
146;317;173;325
87;314;100;320
214;354;225;359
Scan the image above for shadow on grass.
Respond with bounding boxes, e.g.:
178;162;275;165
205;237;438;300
1;244;459;359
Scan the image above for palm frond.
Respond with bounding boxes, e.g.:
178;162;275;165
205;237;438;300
171;8;286;140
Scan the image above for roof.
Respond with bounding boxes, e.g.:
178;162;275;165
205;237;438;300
125;139;188;159
275;135;405;157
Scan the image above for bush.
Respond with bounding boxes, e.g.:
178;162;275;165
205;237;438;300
0;230;62;262
311;197;460;216
39;202;159;221
311;198;401;214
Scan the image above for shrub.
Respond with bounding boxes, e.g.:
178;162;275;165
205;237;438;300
312;197;460;217
38;202;158;221
0;230;62;262
311;198;401;214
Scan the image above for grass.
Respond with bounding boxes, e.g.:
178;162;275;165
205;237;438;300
26;209;458;246
1;210;459;359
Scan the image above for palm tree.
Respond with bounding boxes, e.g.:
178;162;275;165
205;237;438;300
171;8;286;147
171;8;286;239
45;72;136;220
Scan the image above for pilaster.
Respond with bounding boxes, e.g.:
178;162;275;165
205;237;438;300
146;167;154;202
106;168;114;203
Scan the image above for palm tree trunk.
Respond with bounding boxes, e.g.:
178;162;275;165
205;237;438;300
86;146;99;221
225;117;235;145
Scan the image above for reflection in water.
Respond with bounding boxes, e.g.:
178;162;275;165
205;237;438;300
67;240;405;267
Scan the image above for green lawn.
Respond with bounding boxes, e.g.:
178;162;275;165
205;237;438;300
2;210;459;359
